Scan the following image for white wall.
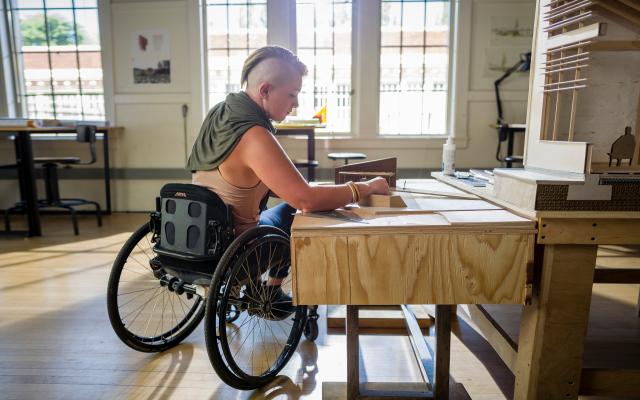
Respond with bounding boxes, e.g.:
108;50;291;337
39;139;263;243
0;0;534;211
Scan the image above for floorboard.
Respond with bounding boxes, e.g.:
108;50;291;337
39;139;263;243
1;214;638;399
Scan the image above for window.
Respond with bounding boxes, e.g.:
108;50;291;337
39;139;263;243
379;0;450;135
7;0;104;120
205;0;267;107
203;0;453;137
295;0;351;133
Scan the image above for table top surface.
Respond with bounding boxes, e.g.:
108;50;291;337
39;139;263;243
292;179;536;236
0;125;118;132
274;123;324;129
433;171;640;220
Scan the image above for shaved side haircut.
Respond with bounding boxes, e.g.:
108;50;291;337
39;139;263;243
241;46;307;89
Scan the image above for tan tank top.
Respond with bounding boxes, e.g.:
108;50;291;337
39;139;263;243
192;169;269;235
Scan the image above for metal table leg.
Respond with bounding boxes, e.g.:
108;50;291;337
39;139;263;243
15;131;41;236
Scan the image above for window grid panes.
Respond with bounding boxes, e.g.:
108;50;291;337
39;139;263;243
379;0;449;135
8;0;104;120
205;0;267;107
296;0;351;134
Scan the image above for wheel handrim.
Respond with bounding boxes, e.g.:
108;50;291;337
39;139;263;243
215;235;306;380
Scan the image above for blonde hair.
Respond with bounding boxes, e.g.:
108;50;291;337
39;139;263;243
241;46;307;87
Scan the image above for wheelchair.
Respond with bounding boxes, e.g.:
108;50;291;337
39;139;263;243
106;183;319;390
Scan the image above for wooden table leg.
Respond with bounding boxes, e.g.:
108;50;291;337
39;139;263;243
514;244;597;399
434;305;451;400
347;305;360;399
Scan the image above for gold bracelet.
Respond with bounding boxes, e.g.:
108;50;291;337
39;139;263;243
352;182;362;203
346;181;358;203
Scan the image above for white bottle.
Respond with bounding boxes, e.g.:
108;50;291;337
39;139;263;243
442;136;456;176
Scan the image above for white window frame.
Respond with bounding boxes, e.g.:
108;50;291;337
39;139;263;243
201;0;466;149
0;1;18;117
0;1;108;121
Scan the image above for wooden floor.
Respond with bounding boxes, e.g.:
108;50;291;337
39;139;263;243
1;213;638;399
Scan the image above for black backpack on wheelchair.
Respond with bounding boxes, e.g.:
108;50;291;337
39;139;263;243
151;183;235;284
106;183;319;390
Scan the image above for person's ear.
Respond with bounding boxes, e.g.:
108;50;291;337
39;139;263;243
258;82;270;99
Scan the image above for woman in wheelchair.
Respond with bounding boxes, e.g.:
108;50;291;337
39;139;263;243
107;46;389;390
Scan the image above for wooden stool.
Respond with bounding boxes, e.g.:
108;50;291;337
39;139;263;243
328;152;366;165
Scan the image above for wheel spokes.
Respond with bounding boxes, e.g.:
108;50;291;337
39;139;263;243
216;236;303;378
116;230;202;344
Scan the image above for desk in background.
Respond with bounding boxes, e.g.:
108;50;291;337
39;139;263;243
495;122;526;168
274;124;320;181
0;125;120;237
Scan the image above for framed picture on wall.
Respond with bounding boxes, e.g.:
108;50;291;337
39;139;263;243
112;2;189;93
132;30;171;84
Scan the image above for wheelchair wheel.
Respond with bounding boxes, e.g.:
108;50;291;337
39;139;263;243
204;226;307;390
107;222;205;352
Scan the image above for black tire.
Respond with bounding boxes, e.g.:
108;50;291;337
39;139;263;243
204;226;307;390
304;319;319;341
107;222;205;352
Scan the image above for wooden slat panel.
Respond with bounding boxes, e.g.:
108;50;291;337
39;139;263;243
546;22;604;49
347;234;533;305
292;236;350;305
538;218;640;244
544;11;593;32
544;0;593;20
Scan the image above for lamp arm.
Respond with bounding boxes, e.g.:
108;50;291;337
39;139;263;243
494;60;525;123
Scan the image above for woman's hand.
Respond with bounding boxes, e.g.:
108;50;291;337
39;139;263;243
356;177;390;199
367;177;391;195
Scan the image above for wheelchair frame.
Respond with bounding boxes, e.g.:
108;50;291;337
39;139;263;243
107;183;318;390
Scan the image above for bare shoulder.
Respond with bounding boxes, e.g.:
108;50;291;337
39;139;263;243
241;125;275;143
237;125;281;154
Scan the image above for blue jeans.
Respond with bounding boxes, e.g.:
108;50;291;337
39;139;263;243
259;202;296;278
259;202;296;235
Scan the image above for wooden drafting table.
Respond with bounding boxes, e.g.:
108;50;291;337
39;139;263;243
290;179;537;399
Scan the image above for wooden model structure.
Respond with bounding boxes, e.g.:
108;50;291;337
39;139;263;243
528;0;640;174
492;0;640;213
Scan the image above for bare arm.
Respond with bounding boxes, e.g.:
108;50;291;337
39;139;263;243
237;126;389;212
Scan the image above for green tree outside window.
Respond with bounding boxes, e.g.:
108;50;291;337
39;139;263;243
20;15;85;46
